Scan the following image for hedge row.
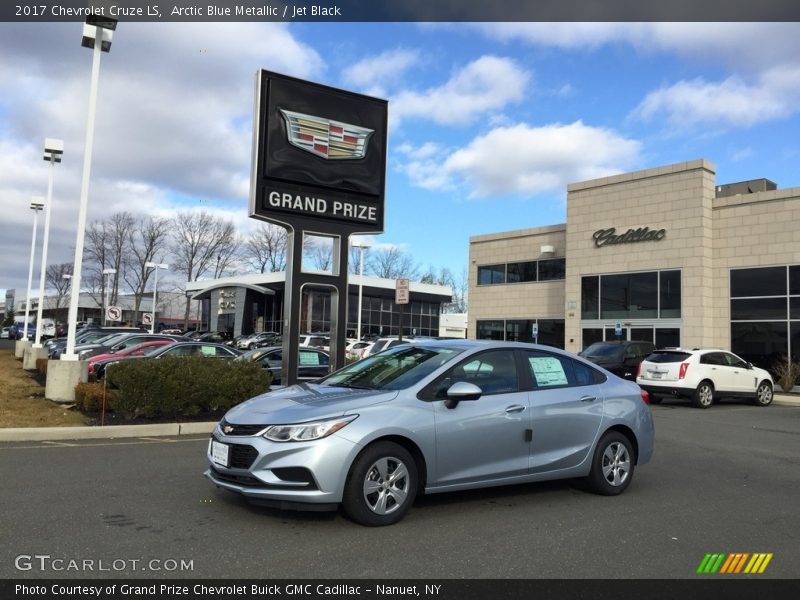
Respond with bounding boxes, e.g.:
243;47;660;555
104;357;271;420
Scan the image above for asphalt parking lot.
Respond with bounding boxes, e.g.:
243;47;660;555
1;401;798;579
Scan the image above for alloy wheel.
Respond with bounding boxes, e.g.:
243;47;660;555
362;456;410;515
601;442;630;487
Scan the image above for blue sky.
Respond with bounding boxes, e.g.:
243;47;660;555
2;22;800;299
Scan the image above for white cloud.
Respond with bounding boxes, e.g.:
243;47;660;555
399;121;641;198
342;49;420;97
391;55;530;126
470;23;800;72
632;66;800;129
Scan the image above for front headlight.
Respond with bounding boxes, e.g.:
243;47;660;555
263;415;358;442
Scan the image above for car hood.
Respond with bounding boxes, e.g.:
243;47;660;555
223;384;398;426
581;355;622;368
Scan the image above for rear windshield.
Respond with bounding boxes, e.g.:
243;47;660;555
645;351;692;363
580;343;624;358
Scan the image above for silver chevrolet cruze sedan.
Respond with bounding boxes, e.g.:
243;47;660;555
205;340;654;526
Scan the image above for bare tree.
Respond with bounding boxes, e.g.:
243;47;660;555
419;265;468;313
122;216;171;322
170;211;237;328
304;236;334;272
46;262;73;323
243;223;288;273
367;247;419;280
212;234;241;279
83;212;133;308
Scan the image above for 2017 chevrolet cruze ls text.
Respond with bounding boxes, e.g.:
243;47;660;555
205;340;654;526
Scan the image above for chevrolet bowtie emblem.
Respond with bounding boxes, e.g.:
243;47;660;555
222;425;234;434
280;109;373;160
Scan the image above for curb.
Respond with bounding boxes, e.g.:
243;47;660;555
773;394;800;407
0;421;217;442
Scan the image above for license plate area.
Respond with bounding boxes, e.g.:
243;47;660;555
211;440;230;467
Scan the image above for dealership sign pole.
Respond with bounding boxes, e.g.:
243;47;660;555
249;71;388;385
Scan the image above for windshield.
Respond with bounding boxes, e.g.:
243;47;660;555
320;345;463;391
580;343;624;358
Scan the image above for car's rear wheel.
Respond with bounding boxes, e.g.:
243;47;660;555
754;381;773;406
693;381;714;409
342;442;417;526
586;431;635;495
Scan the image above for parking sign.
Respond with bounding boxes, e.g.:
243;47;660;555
395;278;410;305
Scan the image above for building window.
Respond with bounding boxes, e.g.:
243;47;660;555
476;320;505;340
477;258;565;286
581;270;680;320
730;265;799;377
538;258;566;281
507;261;537;283
478;264;506;285
478;318;564;348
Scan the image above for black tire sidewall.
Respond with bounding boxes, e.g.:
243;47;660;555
587;432;635;496
342;441;418;526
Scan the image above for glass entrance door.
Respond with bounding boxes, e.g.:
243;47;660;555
582;325;681;350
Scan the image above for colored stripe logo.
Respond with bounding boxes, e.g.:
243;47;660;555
697;553;773;574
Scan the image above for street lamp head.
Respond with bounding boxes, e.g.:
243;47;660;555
30;196;45;211
102;268;117;275
81;22;115;52
146;262;169;270
351;238;373;250
63;274;72;280
43;138;64;163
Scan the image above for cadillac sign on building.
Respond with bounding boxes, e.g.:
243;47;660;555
249;70;388;233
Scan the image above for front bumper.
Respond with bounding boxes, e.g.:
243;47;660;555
204;428;361;506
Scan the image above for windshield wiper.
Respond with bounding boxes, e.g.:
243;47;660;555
326;382;376;390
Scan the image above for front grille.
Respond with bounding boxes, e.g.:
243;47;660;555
220;420;267;436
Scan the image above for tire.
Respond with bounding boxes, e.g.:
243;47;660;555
586;431;635;495
342;442;418;526
693;380;714;409
754;381;773;407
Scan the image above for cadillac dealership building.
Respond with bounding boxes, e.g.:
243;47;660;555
469;159;800;373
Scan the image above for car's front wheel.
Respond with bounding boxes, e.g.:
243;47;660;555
693;381;714;409
754;381;773;407
342;442;418;526
586;431;635;495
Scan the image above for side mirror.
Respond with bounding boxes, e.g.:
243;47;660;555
444;381;482;409
746;362;753;369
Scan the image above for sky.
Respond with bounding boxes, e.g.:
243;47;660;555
2;21;800;301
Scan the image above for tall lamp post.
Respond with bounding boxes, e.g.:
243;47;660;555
146;262;168;334
352;239;372;342
102;268;116;325
22;197;45;341
33;139;64;349
64;14;116;361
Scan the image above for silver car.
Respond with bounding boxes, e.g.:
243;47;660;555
205;340;654;526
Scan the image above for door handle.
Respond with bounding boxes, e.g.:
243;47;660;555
505;404;526;413
580;395;596;402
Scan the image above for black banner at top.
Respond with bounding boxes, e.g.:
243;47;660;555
3;0;800;22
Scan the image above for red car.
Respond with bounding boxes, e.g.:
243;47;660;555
86;340;175;375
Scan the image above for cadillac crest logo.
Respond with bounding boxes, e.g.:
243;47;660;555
280;109;373;160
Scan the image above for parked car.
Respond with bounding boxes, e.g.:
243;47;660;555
73;333;185;361
96;341;241;379
206;339;654;526
361;336;430;358
86;340;176;376
235;346;330;386
0;326;11;339
298;334;329;351
579;340;656;381
197;331;233;343
637;348;774;408
345;340;371;360
241;331;282;350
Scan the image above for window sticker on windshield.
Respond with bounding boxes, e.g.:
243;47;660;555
299;351;320;366
529;356;568;387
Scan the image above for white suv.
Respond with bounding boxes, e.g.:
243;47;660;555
637;348;773;409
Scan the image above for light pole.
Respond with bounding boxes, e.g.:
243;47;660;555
33;139;64;349
145;262;168;334
352;239;372;342
102;268;116;325
23;198;45;341
64;14;116;361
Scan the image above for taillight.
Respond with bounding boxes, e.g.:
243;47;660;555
678;362;689;379
640;389;651;405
